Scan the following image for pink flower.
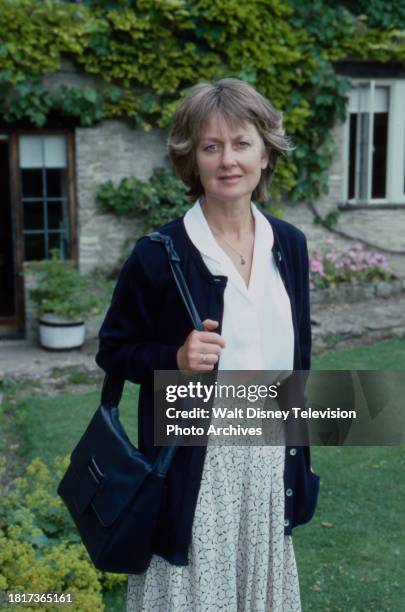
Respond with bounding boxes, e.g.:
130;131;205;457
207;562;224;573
310;259;325;276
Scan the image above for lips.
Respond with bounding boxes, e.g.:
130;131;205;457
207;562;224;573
218;175;242;181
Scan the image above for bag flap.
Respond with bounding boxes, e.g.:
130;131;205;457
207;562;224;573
69;404;153;527
57;460;101;516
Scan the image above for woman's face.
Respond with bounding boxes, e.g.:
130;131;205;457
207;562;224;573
195;112;268;205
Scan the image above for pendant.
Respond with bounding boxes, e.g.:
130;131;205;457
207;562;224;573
240;256;246;265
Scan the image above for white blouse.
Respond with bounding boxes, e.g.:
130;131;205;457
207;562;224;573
183;200;294;371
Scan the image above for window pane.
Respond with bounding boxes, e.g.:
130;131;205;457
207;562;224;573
372;112;388;198
44;136;67;168
348;114;357;200
25;234;45;261
374;87;388;113
19;136;43;168
47;202;63;229
24;202;44;230
359;112;370;200
21;169;43;198
46;168;67;197
49;232;70;259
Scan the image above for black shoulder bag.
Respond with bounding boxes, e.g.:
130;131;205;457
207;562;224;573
57;232;203;574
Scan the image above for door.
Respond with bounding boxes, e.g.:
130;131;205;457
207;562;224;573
0;134;18;337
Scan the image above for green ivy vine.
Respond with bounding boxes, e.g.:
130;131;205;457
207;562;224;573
96;168;192;232
0;0;404;206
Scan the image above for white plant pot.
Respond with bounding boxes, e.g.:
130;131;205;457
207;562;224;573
39;314;86;350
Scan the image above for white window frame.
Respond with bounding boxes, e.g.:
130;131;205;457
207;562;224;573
343;77;405;205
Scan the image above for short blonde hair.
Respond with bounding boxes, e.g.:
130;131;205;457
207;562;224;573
167;78;293;202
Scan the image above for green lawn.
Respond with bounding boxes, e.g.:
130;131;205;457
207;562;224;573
294;445;405;611
14;383;139;465
303;339;405;610
312;337;405;370
2;338;405;611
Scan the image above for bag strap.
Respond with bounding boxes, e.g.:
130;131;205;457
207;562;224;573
148;232;204;332
101;231;204;475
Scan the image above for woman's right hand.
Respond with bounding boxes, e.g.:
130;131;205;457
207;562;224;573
176;319;225;372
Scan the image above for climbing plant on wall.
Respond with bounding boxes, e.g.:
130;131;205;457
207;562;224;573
0;0;404;205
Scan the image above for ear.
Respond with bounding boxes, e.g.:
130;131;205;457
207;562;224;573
261;145;269;170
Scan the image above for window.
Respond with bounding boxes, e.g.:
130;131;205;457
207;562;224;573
344;78;405;205
19;135;71;260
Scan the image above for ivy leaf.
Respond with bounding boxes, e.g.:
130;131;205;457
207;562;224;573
237;67;257;84
82;87;98;103
27;534;50;548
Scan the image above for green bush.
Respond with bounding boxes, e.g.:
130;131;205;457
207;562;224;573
27;250;104;321
0;456;125;612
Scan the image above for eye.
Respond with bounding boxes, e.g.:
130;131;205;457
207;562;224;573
238;141;250;148
203;144;218;152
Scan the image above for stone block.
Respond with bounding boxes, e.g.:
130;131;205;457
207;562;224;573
376;282;393;298
391;280;402;295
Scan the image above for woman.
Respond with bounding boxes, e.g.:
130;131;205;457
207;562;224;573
96;78;320;611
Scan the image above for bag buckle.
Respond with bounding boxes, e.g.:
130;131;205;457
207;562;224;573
148;232;180;263
88;457;104;485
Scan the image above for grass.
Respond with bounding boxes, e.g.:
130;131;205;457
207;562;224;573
1;337;405;611
295;446;405;611
13;383;139;465
312;337;405;370
301;338;405;610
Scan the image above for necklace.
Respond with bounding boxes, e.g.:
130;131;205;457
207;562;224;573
200;200;253;266
212;231;248;265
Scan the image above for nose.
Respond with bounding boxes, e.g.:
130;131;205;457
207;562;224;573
220;144;237;168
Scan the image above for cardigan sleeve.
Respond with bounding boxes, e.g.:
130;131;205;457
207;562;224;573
95;246;180;384
298;234;312;371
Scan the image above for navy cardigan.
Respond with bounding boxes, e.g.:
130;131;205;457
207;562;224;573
95;213;320;566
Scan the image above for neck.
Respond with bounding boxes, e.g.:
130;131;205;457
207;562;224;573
200;195;254;239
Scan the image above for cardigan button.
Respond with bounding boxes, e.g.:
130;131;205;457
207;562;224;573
289;448;297;456
286;488;293;497
284;519;290;527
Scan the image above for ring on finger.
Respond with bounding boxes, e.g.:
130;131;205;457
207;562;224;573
200;353;207;364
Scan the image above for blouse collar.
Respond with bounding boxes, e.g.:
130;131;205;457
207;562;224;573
183;199;274;297
183;198;274;265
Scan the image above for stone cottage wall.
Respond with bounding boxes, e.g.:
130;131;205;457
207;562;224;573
75;121;168;274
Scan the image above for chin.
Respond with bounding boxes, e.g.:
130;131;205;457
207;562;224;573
222;191;253;202
210;185;254;200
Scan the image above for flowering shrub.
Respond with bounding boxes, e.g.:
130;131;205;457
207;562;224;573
309;242;393;289
0;457;125;611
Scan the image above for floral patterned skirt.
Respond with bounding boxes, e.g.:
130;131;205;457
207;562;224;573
126;440;301;612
